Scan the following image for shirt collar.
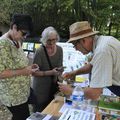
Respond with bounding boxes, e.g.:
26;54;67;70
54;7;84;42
92;35;100;53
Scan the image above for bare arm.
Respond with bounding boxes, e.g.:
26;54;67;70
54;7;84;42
84;87;103;100
32;70;54;76
0;64;39;79
58;83;103;100
74;63;92;75
32;67;61;77
0;68;30;79
63;63;92;79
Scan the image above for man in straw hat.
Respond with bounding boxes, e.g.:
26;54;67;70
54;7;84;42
58;21;120;99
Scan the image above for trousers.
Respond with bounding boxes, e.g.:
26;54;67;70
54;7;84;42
107;85;120;96
7;102;30;120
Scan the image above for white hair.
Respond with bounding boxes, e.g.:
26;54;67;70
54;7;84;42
40;26;60;45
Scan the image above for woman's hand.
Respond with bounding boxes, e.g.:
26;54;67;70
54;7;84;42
23;64;39;76
52;67;61;76
31;64;39;72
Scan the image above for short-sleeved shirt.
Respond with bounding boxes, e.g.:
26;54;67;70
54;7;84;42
0;34;30;107
90;35;120;88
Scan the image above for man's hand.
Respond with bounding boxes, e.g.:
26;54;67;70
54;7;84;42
62;71;75;79
58;82;73;96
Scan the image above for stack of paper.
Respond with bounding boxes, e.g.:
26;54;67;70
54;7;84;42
26;112;59;120
59;108;95;120
26;112;46;120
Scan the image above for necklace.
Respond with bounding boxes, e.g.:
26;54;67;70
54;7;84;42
12;40;19;48
7;33;20;48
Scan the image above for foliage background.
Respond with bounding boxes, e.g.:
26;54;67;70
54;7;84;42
0;0;120;41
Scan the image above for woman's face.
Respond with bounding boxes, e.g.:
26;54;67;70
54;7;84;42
12;25;28;41
46;33;57;47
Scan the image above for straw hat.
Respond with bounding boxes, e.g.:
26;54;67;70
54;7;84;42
68;21;99;43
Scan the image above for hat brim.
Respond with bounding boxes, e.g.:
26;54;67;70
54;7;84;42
67;31;99;43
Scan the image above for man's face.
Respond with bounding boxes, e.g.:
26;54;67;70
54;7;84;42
72;36;93;55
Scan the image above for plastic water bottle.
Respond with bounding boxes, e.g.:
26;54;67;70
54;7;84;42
71;85;84;109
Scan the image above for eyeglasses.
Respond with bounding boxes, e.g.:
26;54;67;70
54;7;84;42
20;30;28;37
72;40;80;47
46;39;57;45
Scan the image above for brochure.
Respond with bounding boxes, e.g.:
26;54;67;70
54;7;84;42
26;112;46;120
101;113;120;120
26;112;59;120
58;108;95;120
98;95;120;115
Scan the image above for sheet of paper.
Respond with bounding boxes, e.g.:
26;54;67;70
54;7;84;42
42;114;52;120
59;103;72;113
59;108;95;120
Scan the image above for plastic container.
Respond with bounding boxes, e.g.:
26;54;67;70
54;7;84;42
70;85;84;109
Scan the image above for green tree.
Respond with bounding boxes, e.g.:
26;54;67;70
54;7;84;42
0;0;120;39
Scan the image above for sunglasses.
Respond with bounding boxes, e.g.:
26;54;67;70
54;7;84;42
20;30;28;37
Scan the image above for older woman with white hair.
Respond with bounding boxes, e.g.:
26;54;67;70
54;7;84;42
32;26;63;112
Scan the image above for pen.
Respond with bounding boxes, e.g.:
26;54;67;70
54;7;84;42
67;115;71;120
